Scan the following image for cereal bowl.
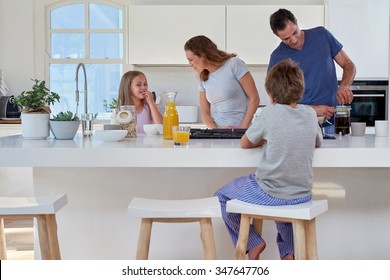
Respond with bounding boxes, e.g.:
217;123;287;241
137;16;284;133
143;124;163;135
95;130;127;142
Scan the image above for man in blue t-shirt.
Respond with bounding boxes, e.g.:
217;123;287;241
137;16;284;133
268;8;356;123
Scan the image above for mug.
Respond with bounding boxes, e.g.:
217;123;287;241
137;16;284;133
351;122;366;137
375;120;389;137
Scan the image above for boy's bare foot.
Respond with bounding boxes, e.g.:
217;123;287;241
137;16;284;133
282;254;294;260
248;242;266;260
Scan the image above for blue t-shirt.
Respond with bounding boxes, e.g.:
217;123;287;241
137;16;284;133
268;27;343;108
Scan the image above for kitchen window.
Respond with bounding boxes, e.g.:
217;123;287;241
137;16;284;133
46;0;127;116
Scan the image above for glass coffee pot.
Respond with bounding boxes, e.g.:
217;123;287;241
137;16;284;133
162;91;179;139
335;105;351;135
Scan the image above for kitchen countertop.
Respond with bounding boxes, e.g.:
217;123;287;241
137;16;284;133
1;132;390;168
2;132;390;260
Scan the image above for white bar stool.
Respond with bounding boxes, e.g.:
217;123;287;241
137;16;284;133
128;196;221;260
0;194;68;260
226;199;328;260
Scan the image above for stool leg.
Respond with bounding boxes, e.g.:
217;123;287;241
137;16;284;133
37;215;52;260
46;214;61;260
305;219;318;260
199;218;217;260
292;220;306;260
235;214;251;260
0;218;7;260
136;218;153;260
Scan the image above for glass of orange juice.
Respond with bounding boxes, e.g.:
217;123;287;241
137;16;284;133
172;126;191;147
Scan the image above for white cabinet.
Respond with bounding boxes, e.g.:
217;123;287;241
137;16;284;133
129;5;225;65
327;0;389;79
128;5;325;66
226;5;325;65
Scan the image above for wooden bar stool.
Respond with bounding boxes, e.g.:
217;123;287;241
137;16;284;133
226;199;328;260
0;194;68;260
128;197;221;260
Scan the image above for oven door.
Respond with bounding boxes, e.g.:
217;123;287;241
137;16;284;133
350;89;386;126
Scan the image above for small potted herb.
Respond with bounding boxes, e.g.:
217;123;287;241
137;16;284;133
50;111;80;140
12;79;60;139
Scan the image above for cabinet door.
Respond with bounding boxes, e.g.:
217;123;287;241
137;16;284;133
226;5;325;65
129;5;225;65
327;0;389;79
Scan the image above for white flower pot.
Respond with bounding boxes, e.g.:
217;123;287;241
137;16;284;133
21;112;50;140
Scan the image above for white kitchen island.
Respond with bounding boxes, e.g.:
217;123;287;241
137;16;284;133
1;132;390;260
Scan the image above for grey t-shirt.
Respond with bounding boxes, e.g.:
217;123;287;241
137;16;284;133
246;104;323;199
198;57;249;127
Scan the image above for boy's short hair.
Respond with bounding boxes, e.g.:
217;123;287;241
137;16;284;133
265;59;304;104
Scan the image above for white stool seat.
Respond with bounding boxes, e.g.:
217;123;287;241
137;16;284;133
0;195;68;215
128;196;221;260
128;197;221;218
0;194;68;260
227;199;328;220
226;199;328;260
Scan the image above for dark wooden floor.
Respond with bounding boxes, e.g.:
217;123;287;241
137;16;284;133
3;218;34;260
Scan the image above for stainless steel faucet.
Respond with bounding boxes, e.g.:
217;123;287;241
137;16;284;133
75;63;88;116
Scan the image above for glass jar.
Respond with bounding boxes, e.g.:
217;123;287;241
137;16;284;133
117;105;136;138
335;105;351;135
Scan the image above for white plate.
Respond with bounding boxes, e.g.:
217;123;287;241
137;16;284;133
0;118;21;120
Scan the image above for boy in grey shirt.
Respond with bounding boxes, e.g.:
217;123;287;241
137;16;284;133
214;59;322;260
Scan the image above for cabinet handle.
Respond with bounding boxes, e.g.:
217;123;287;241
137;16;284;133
352;94;385;97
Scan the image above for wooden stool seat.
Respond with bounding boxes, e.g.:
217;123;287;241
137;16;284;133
226;199;328;260
0;194;68;260
128;197;221;259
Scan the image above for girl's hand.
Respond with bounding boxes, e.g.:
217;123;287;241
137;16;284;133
143;91;155;104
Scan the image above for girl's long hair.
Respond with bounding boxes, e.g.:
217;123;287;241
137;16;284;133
117;71;146;108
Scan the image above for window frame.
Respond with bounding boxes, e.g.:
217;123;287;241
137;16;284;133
34;0;129;95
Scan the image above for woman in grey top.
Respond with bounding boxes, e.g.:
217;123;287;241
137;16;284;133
184;35;260;128
214;59;323;260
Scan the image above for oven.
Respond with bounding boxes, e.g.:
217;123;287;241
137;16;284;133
348;80;388;126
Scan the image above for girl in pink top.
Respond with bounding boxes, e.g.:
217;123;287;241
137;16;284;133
117;71;163;134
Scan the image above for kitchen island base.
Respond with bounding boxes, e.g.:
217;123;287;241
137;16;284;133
30;167;390;260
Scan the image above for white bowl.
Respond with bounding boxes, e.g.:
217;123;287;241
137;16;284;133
156;124;163;134
95;130;127;142
143;124;163;135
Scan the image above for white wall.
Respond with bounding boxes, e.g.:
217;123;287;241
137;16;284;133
0;0;3;68
0;0;35;96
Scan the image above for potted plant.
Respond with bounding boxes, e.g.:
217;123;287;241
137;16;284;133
12;79;60;139
50;111;80;140
103;98;118;112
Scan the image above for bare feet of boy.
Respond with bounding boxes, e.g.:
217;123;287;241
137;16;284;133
248;242;266;260
282;254;294;260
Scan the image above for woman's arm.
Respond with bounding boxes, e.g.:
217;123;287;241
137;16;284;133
199;91;218;128
239;72;260;128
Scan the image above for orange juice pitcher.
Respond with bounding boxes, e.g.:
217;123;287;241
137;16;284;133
163;91;179;139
